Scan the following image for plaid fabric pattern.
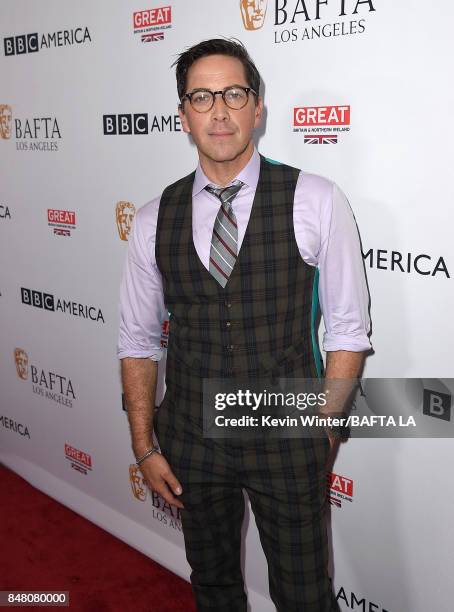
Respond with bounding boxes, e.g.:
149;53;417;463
156;156;321;389
154;408;336;611
154;156;338;611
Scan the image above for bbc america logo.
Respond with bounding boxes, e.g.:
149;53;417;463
103;113;181;134
4;28;91;56
4;33;39;55
22;288;54;311
21;287;105;323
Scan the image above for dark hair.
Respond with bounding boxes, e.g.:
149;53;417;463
173;38;261;104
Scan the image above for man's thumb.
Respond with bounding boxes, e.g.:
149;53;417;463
166;474;182;495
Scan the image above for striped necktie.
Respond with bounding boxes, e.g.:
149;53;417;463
205;179;244;287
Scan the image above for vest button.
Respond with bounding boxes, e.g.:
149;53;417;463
225;301;232;308
225;321;231;327
226;344;234;351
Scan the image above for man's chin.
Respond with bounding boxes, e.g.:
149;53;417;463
201;143;251;164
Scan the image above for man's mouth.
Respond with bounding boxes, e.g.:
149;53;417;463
209;132;235;137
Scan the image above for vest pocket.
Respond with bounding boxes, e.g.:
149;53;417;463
258;339;307;376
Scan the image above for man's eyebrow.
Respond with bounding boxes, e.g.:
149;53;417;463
187;84;249;92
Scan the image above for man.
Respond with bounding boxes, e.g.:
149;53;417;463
118;38;371;612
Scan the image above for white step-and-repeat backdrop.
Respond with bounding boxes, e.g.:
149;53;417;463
1;1;453;610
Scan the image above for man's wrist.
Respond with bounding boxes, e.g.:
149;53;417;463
135;446;161;466
133;440;155;458
324;423;350;442
319;413;351;442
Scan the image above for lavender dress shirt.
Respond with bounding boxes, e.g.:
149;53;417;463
118;148;371;361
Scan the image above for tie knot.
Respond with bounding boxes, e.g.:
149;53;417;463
205;179;244;204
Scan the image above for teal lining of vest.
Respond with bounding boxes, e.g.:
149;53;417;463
267;154;322;378
264;156;282;165
311;268;323;379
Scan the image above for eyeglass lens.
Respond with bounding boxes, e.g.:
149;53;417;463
189;87;250;111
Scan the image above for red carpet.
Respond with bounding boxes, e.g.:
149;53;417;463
0;464;197;611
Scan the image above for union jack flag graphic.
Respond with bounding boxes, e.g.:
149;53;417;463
304;134;338;144
70;462;88;474
54;228;71;236
328;495;342;508
141;32;164;42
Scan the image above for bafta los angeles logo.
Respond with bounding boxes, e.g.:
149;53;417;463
116;201;136;241
240;0;267;30
129;464;148;501
0;104;12;139
14;348;29;380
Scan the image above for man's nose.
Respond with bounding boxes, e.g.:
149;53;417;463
211;93;230;120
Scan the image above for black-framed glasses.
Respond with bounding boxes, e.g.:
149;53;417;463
180;85;257;112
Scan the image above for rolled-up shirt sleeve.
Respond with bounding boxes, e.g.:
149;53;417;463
117;197;167;361
318;183;372;352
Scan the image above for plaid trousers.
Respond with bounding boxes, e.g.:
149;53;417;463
154;392;340;612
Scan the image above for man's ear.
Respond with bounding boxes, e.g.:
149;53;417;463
253;96;264;129
178;104;191;134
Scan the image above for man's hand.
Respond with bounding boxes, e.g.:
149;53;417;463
121;357;184;509
326;429;337;450
139;452;184;509
321;349;366;454
321;349;365;421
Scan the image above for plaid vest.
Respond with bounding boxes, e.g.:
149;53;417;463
156;155;324;406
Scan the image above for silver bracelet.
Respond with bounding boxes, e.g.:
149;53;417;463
136;446;160;466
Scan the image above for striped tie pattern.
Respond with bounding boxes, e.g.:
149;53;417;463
205;179;244;287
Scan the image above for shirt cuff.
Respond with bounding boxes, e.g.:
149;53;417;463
117;348;164;361
323;333;372;352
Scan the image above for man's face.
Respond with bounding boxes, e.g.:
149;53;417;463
0;105;12;139
240;0;267;30
178;54;263;166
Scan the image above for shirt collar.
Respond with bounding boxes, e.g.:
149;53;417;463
192;146;261;196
